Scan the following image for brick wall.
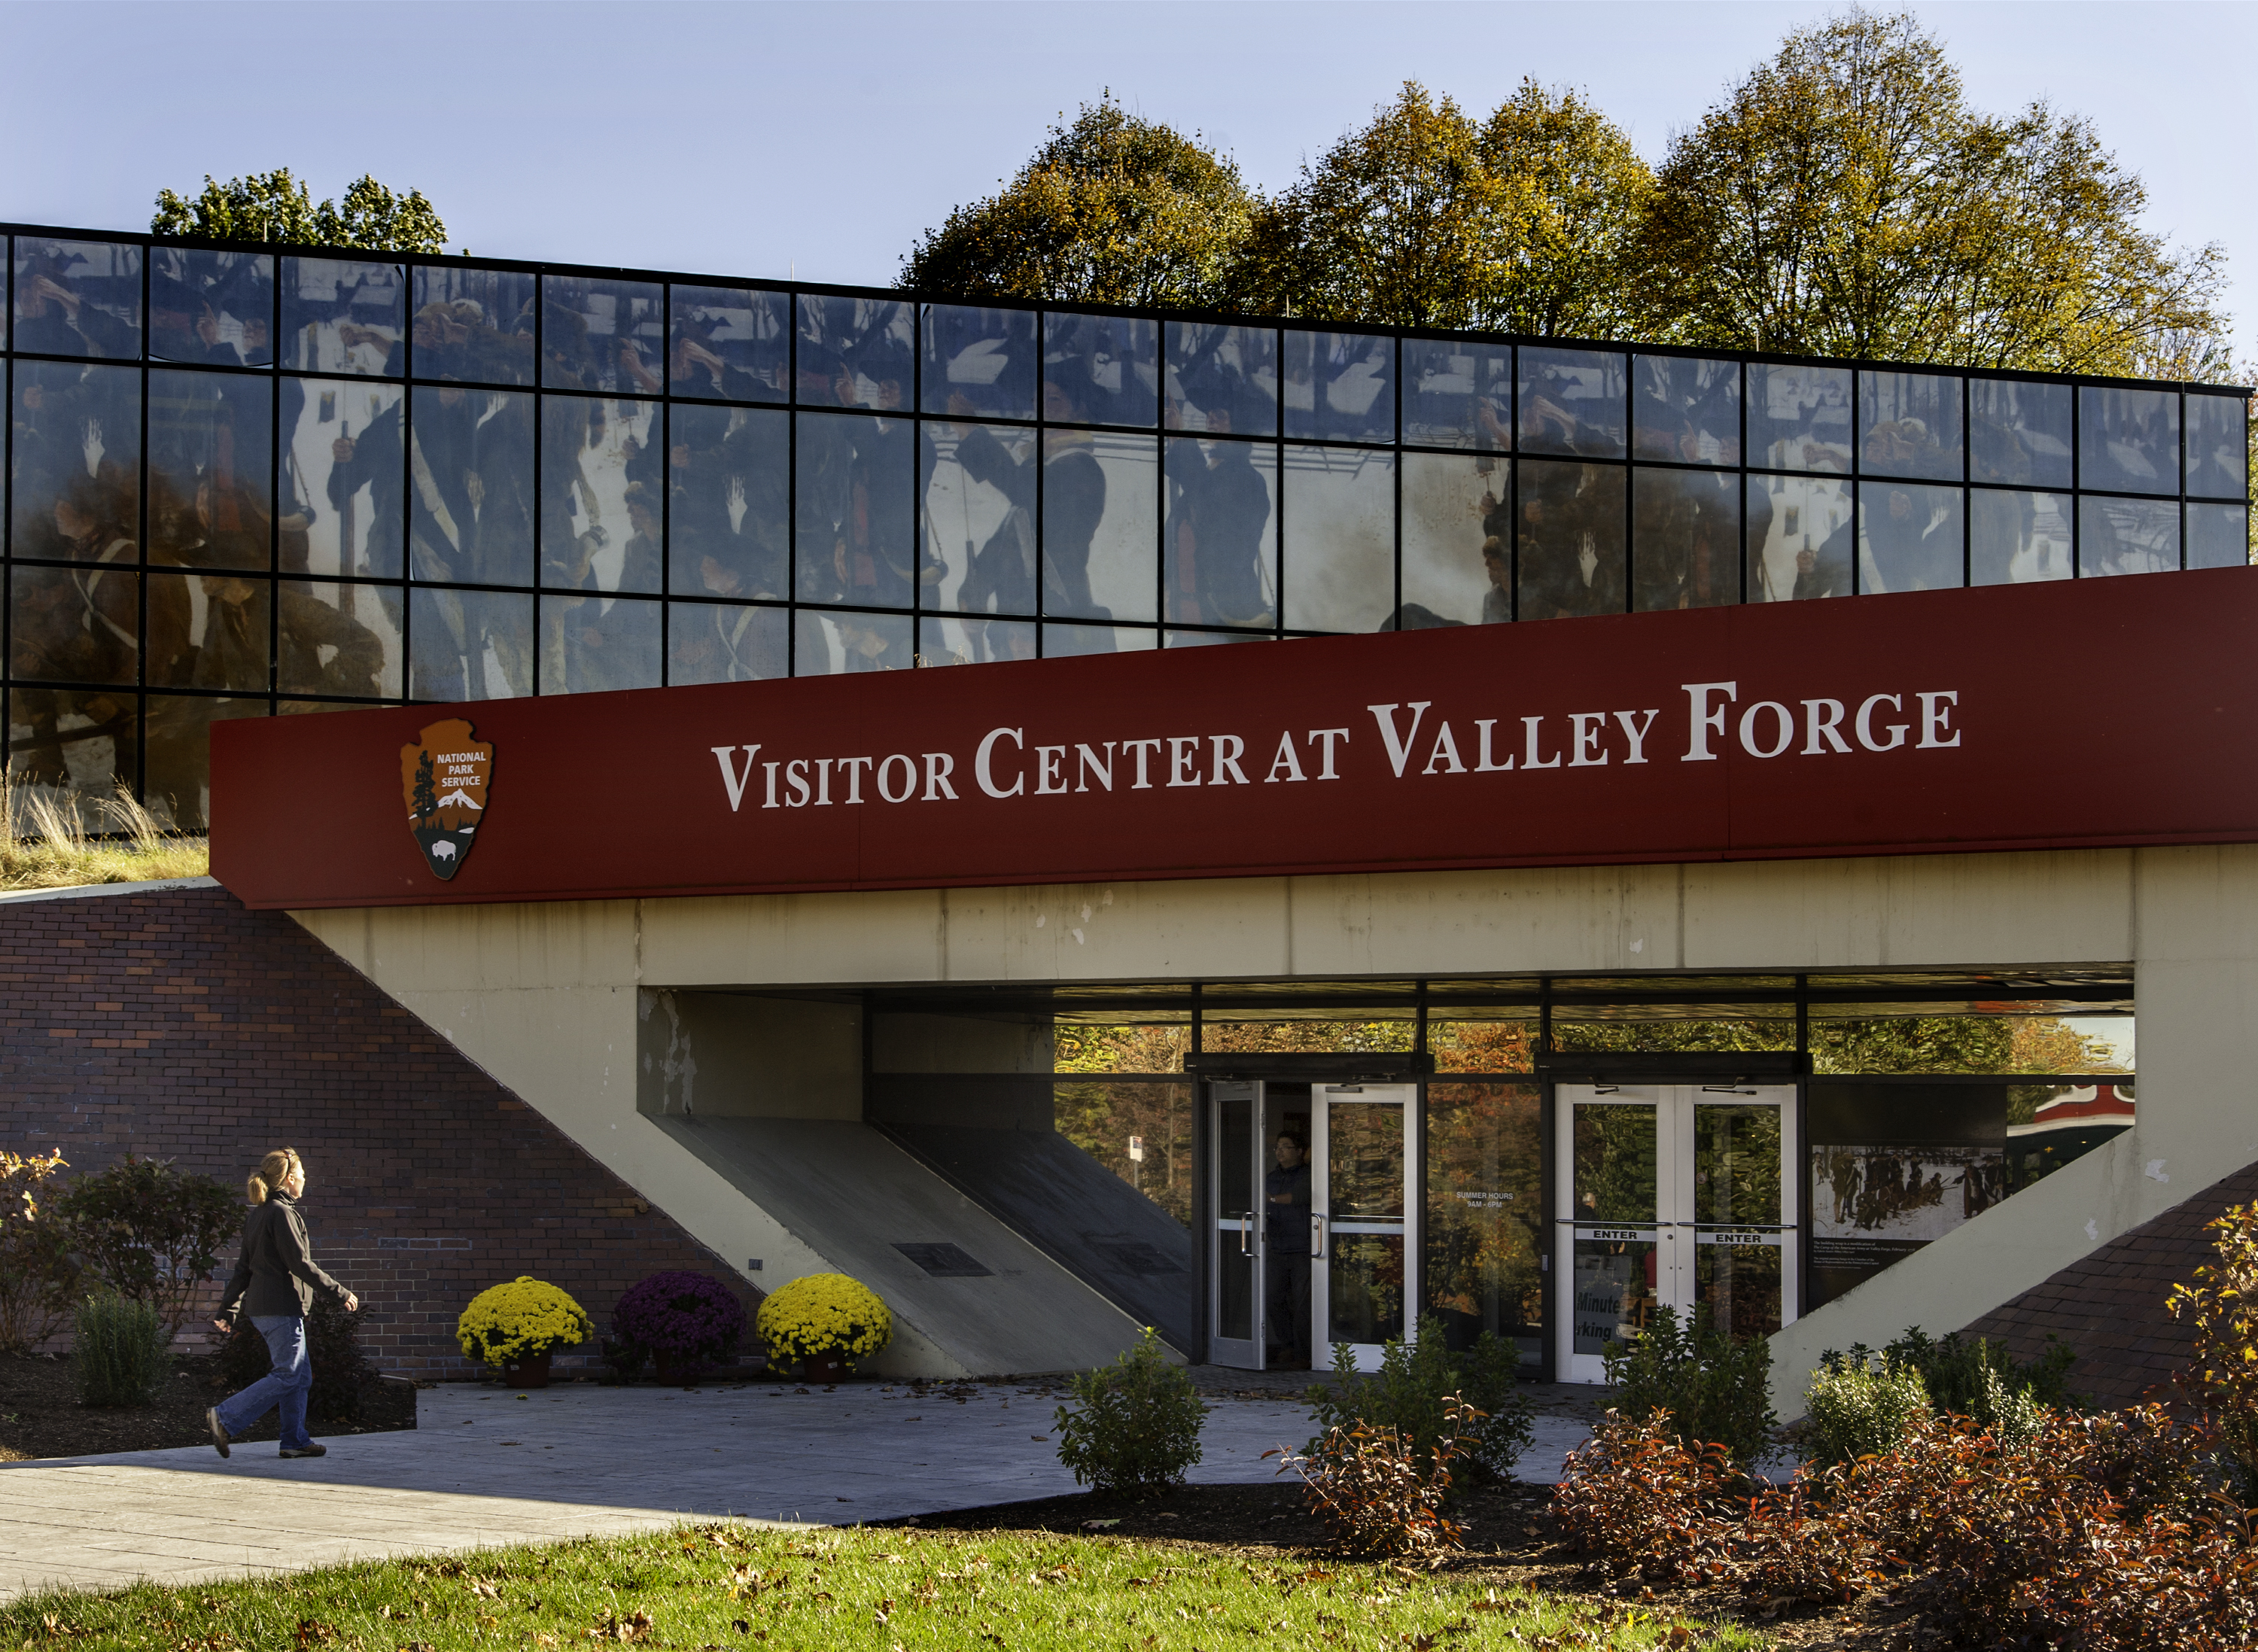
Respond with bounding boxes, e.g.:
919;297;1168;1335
1960;1161;2258;1410
0;881;756;1377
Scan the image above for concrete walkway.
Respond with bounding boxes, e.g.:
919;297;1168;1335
0;1380;1597;1602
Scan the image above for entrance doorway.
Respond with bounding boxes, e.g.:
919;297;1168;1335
1554;1083;1799;1384
1207;1079;1419;1371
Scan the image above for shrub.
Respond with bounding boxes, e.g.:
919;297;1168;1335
0;1149;80;1352
455;1277;593;1369
1803;1350;1931;1465
1281;1396;1480;1559
1551;1408;1739;1582
1053;1326;1207;1496
753;1273;892;1369
1305;1315;1534;1485
2168;1197;2258;1486
612;1271;747;1377
215;1295;372;1419
75;1292;167;1407
1873;1324;2078;1415
53;1155;242;1336
1602;1304;1777;1474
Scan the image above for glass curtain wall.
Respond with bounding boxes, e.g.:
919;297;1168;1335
7;225;2249;827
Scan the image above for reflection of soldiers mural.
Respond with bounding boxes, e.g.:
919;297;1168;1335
1165;419;1271;627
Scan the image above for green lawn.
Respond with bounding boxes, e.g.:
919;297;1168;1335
3;1523;1769;1650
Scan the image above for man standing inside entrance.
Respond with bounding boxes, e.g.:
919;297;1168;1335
1265;1131;1313;1368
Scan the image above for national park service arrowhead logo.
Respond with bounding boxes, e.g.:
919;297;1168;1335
400;719;492;881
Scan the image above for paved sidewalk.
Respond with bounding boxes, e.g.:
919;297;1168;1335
0;1380;1596;1602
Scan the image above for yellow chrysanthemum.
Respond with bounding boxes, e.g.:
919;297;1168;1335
457;1276;593;1367
754;1273;893;1365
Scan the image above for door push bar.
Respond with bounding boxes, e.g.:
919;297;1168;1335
1310;1212;1328;1260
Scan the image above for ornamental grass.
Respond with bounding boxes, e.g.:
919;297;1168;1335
0;774;207;892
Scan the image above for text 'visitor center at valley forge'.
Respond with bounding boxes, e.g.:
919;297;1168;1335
9;221;2258;1403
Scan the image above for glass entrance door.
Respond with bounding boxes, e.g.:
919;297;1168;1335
1313;1082;1417;1372
1207;1080;1261;1368
1554;1084;1797;1384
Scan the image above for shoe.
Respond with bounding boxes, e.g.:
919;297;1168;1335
278;1443;327;1459
205;1408;230;1459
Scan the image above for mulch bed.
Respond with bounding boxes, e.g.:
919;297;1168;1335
0;1351;417;1461
881;1480;1961;1650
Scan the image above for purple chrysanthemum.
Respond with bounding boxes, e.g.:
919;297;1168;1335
613;1270;747;1361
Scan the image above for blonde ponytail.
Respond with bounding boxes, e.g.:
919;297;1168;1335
247;1147;301;1203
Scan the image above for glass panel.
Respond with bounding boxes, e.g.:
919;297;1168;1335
669;404;789;602
1858;482;1964;593
921;303;1038;422
12;238;142;358
2080;386;2180;494
149;248;272;367
1517;459;1624;619
1970;488;2073;586
924;613;1035;665
796;411;916;607
795;295;912;409
1424;1082;1543;1361
1572;1103;1657;1222
148;370;272;571
1553;1016;1794;1054
1217;1090;1255;1343
2187;502;2250;570
667;600;787;685
11;361;141;560
1283;329;1393;444
1518;347;1625;458
1429;1018;1538;1073
1692;1104;1782;1225
1042;622;1157;658
1054;1079;1194;1228
1165;435;1276;628
280;257;404;376
2080;496;2178;577
2009;1082;2135;1191
408;586;532;701
144;696;266;833
669;283;789;403
1328;1100;1406;1346
540;397;661;592
1633;356;1740;465
1858;370;1963;481
2186;393;2248;499
146;569;266;691
1167;321;1277;437
1399;450;1506;627
793;608;912;675
1402;338;1511;451
1745;474;1853;602
1694;1240;1782;1340
6;687;129;830
1572;1235;1657;1357
10;564;138;684
1051;430;1156;623
1201;1015;1415;1054
286;379;405;578
278;581;403;698
1748;363;1852;473
1632;467;1738;611
1282;445;1393;632
926;421;1037;617
1807;1083;2007;1310
410;266;537;385
1810;1011;2135;1074
1045;310;1159;429
1970;379;2071;488
541;274;663;393
1164;628;1271;648
540;592;662;694
409;386;536;587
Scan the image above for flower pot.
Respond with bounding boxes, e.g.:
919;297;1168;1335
502;1350;552;1389
654;1349;708;1388
799;1353;847;1384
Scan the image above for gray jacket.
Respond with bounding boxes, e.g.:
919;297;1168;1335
218;1192;348;1322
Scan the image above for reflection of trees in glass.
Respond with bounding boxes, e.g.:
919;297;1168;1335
1199;1018;1414;1054
1053;1023;1189;1075
1328;1235;1404;1344
1551;1017;1794;1055
1692;1105;1781;1225
1811;1015;2128;1075
1573;1104;1657;1222
1327;1104;1404;1219
1052;1079;1193;1229
1423;1084;1542;1349
1429;1019;1536;1072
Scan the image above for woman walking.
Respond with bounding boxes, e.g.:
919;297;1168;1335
205;1147;359;1460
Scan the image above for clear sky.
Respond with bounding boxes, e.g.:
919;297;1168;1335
2;1;2250;364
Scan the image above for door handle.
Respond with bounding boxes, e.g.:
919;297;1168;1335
1239;1215;1252;1257
1310;1212;1327;1260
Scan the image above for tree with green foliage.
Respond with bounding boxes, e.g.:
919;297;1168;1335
901;96;1253;309
53;1155;243;1336
152;169;449;255
1636;9;2230;376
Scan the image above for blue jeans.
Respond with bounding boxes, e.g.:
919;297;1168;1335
216;1314;312;1450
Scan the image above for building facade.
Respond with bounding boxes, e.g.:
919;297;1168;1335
8;222;2257;1407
